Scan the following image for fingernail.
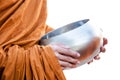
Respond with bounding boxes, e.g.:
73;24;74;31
77;53;80;57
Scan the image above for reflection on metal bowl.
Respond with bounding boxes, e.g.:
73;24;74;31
39;19;103;67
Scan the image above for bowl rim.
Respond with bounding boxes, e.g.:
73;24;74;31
41;19;90;40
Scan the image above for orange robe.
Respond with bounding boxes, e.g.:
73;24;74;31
0;0;66;80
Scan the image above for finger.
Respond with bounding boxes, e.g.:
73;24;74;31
87;59;93;64
103;37;108;46
62;67;65;70
94;54;100;60
59;60;77;68
55;43;71;49
56;44;80;58
100;47;106;53
55;52;80;64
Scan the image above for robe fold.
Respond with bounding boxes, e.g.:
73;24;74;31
0;0;66;80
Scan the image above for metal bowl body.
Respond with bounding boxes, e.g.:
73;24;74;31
40;19;103;67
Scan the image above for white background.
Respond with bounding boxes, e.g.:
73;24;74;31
46;0;120;80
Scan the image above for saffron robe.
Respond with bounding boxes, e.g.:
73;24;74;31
0;0;66;80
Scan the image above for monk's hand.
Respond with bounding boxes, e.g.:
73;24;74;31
49;43;80;70
87;37;108;64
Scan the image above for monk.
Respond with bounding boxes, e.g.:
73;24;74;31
0;0;108;80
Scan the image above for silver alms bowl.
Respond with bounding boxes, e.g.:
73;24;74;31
39;19;103;67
